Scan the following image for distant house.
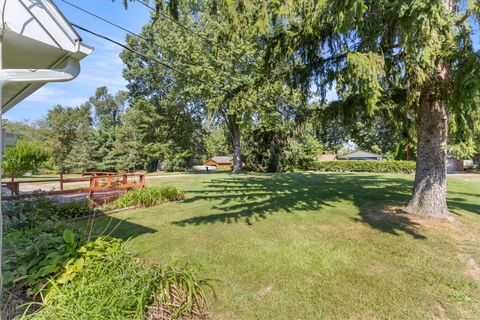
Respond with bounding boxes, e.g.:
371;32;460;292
447;156;473;173
338;150;384;161
204;156;234;169
315;154;337;161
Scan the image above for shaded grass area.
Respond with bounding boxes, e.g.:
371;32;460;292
88;172;480;319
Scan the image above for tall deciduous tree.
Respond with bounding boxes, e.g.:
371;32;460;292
40;104;92;168
121;29;205;171
122;4;303;173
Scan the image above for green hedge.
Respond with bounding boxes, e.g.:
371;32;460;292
308;160;416;174
110;186;185;209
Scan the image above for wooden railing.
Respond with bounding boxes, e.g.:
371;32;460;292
1;172;146;203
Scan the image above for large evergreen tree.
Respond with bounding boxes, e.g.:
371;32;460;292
63;125;97;173
120;35;205;172
86;87;128;171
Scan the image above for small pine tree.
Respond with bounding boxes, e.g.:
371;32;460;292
63;127;97;173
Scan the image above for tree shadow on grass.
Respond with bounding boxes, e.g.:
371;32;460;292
172;172;432;238
85;215;157;241
446;192;480;215
352;208;426;239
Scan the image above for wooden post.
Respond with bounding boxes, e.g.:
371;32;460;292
60;171;64;191
88;190;95;204
122;174;127;186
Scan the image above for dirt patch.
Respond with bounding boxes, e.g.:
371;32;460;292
1;288;40;320
372;206;463;233
354;207;428;239
148;283;208;320
376;207;480;285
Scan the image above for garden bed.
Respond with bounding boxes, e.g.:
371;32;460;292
1;185;206;320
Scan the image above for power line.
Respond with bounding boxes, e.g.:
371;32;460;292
71;23;188;77
60;2;291;111
62;0;135;37
71;23;262;108
61;0;266;104
60;0;226;75
131;0;263;73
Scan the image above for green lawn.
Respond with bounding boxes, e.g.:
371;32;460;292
90;172;480;319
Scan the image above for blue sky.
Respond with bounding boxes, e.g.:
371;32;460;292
4;2;480;122
4;0;151;122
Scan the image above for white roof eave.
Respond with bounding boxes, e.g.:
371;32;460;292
0;0;93;113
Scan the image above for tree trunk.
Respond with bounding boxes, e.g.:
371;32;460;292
231;122;243;174
405;89;451;219
156;154;164;172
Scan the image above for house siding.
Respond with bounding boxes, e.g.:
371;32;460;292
204;159;232;169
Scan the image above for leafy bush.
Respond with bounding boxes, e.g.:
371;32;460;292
307;160;416;174
2;233;123;318
2;140;50;178
2;227;84;293
55;237;122;285
3;197;91;231
2;197;91;294
110;186;185;208
25;244;210;320
162;157;189;172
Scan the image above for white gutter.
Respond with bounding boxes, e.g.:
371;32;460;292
0;56;82;114
0;56;80;88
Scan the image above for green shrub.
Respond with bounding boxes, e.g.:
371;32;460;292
162;157;189;172
2;233;124;317
2;227;84;293
3;198;91;295
2;198;91;319
25;244;211;320
4;197;91;231
307;160;416;174
2;140;50;178
110;186;185;209
55;237;122;285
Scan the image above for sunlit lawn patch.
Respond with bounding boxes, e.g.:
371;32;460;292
89;172;480;319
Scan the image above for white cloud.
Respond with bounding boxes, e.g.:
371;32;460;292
74;44;127;92
75;72;126;92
